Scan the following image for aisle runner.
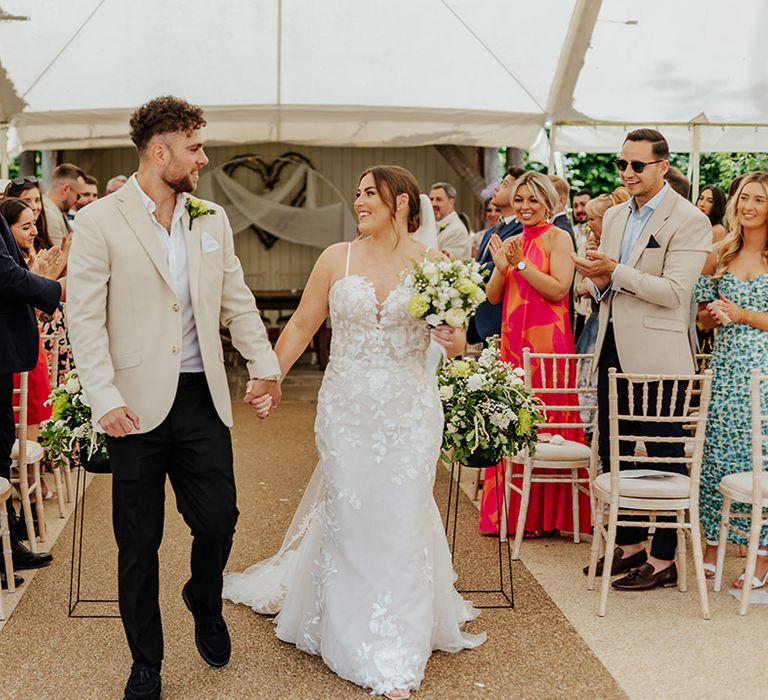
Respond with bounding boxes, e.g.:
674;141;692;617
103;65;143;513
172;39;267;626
0;402;624;700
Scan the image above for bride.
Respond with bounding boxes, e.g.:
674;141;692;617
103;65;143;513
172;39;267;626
223;165;486;698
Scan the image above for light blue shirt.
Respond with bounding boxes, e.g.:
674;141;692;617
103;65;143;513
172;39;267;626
618;183;669;265
596;183;669;300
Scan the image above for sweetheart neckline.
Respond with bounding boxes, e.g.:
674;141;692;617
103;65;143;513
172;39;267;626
330;274;407;324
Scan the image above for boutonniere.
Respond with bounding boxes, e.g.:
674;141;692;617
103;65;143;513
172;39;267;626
185;197;216;230
438;222;448;233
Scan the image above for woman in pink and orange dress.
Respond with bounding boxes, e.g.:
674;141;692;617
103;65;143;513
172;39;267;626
478;171;591;538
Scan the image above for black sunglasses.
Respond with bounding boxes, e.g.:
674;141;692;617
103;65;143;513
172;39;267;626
10;175;39;186
614;159;664;173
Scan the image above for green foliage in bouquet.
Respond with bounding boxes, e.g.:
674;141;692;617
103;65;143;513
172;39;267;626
39;369;106;468
438;345;544;465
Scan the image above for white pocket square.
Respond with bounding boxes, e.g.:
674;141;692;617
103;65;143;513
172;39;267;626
201;232;220;253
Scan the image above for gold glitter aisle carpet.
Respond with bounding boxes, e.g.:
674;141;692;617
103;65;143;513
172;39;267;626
0;402;623;699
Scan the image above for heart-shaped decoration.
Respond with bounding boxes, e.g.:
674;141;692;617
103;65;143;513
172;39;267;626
222;151;316;249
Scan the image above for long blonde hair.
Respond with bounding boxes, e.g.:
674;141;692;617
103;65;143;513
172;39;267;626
714;171;768;279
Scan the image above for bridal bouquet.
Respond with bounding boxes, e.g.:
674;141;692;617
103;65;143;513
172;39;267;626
40;369;107;469
438;346;544;465
403;257;487;329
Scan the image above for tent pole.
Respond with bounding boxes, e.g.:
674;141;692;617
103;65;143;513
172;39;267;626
548;123;558;174
690;124;701;203
0;123;8;180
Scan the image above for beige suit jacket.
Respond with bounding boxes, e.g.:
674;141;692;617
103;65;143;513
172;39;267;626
593;188;711;374
43;194;70;246
67;183;280;433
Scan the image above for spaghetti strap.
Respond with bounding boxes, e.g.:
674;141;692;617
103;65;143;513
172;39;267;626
345;242;352;277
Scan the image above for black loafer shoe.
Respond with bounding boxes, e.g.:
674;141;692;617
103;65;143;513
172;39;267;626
12;541;53;570
612;562;678;591
182;583;231;668
124;663;161;700
583;546;647;576
0;571;25;588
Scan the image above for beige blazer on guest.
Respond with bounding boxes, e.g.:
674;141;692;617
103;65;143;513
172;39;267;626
592;187;711;374
67;182;280;433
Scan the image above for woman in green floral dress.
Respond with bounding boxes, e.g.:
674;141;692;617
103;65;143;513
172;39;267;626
695;171;768;589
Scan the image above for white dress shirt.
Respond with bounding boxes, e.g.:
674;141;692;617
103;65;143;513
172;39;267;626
131;176;204;373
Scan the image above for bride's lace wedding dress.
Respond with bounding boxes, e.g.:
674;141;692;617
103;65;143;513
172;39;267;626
223;245;485;695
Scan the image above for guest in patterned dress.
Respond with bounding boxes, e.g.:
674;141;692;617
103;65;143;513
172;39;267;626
695;171;768;589
478;171;590;537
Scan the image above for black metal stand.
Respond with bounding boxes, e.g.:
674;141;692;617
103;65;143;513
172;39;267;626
444;460;514;608
68;464;119;618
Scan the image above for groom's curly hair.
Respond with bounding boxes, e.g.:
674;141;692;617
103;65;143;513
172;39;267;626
129;96;207;153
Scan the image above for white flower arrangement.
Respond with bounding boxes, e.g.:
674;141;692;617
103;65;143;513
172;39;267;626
438;345;544;465
403;257;487;328
40;369;106;468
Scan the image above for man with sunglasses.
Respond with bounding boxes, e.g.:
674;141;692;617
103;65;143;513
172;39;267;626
572;129;711;591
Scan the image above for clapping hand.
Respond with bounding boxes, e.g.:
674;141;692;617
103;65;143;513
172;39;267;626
31;246;66;280
488;234;510;272
505;236;524;268
571;250;617;291
245;379;282;419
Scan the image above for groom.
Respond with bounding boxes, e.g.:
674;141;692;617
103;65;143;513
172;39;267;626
67;96;281;700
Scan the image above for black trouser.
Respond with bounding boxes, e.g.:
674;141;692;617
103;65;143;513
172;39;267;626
0;373;21;550
597;325;687;561
106;374;238;666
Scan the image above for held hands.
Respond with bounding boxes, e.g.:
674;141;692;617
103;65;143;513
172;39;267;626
99;406;140;438
245;379;282;420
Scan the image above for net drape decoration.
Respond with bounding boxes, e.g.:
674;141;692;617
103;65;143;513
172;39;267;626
195;164;357;249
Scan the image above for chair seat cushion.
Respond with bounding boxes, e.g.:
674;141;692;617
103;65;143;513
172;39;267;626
528;437;591;463
594;469;691;499
718;472;768;505
11;439;44;465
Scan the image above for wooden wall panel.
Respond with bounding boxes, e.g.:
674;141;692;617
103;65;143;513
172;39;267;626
62;143;479;290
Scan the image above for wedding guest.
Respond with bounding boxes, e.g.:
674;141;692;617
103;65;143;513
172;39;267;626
547;175;577;250
664;165;691;199
69;173;99;218
5;177;73;386
105;174;128;194
694;171;768;587
429;181;471;259
43;163;86;245
479;171;589;538
571;188;593;341
574;188;630;358
466;166;524;346
573;128;711;591
4;176;53;252
471;200;502;257
0;209;62;586
548;174;577;330
0;199;55;500
696;185;727;243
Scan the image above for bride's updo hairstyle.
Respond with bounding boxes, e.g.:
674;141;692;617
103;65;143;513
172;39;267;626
358;165;422;242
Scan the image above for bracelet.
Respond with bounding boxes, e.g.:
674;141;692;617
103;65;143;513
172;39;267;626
740;309;749;325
